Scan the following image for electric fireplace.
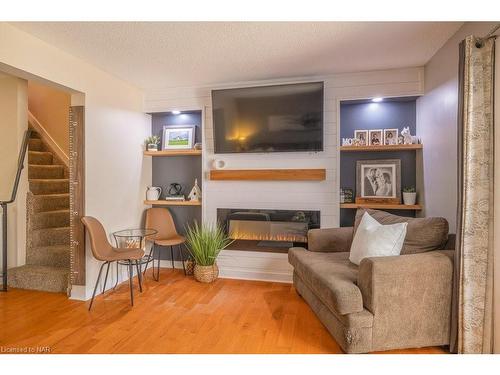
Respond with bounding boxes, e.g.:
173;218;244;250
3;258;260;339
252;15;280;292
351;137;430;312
217;208;320;253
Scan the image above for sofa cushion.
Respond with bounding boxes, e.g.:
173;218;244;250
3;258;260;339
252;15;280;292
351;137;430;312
354;209;449;255
288;248;363;315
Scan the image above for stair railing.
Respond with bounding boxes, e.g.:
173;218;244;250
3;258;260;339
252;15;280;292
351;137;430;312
1;129;32;292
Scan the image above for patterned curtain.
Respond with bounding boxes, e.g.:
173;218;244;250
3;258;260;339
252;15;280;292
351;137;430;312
452;35;495;354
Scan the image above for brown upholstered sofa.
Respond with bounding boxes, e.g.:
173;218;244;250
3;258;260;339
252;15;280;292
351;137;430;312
288;209;454;353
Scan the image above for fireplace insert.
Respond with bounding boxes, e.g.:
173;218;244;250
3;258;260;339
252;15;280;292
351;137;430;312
217;208;320;253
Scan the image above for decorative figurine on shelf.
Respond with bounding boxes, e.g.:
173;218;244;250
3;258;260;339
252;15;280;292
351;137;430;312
401;126;419;145
188;178;202;202
165;183;185;201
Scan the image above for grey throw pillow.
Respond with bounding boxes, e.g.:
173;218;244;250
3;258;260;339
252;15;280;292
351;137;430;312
353;209;449;255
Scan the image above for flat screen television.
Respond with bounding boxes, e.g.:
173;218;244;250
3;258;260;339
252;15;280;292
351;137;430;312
211;82;324;154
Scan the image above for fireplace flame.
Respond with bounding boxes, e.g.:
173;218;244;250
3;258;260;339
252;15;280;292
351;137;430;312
228;220;308;243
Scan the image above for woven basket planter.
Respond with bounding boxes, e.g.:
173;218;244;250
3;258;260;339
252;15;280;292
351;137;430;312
194;263;219;283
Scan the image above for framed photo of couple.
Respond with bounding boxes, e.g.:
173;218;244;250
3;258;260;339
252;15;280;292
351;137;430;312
356;159;401;204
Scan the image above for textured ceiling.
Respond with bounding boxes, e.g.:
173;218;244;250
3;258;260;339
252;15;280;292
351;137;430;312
12;22;463;89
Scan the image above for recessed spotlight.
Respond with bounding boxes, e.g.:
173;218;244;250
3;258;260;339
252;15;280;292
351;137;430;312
372;97;383;103
172;110;181;115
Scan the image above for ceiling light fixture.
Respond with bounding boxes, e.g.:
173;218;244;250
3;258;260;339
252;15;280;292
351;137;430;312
172;110;181;115
372;97;383;103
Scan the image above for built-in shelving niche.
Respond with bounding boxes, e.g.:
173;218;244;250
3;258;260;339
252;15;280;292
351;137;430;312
339;97;422;226
148;110;203;263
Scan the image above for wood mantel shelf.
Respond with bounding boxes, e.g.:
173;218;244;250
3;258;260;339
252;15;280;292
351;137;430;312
209;169;326;181
144;149;202;156
339;144;423;152
340;203;422;210
144;200;202;206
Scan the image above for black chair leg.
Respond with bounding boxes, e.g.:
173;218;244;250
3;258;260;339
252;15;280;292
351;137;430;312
89;261;107;311
170;246;175;269
113;261;119;290
128;261;134;306
153;245;160;281
143;245;154;276
102;261;111;294
179;244;186;275
135;260;143;292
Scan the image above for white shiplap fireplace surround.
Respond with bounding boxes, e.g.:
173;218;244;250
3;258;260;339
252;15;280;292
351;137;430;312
144;67;424;283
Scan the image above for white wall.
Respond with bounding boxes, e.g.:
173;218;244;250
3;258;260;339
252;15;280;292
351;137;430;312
416;22;497;230
0;23;152;299
0;74;28;270
145;68;423;281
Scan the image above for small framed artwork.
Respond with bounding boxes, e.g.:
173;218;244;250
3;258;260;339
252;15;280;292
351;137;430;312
162;125;196;150
356;159;401;204
354;130;368;146
369;129;383;146
383;129;399;145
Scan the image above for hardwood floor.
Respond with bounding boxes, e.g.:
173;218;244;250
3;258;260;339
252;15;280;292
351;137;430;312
0;269;448;354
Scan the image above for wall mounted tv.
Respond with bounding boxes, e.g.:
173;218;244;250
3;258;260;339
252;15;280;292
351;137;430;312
211;81;324;154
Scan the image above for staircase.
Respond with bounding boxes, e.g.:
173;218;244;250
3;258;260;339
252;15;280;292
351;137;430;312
7;132;70;293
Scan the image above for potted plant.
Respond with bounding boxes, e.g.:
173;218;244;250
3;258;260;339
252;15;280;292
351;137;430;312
145;135;160;151
185;222;232;283
403;187;417;205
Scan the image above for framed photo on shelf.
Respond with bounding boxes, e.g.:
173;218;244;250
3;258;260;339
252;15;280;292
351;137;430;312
354;130;368;146
368;129;383;146
162;125;196;150
383;129;399;145
356;159;401;204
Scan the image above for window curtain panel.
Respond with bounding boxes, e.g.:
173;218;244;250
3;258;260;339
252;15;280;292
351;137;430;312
451;35;495;354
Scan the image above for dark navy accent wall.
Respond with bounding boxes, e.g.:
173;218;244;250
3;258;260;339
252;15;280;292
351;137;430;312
340;100;416;139
151;111;202;262
340;99;418;226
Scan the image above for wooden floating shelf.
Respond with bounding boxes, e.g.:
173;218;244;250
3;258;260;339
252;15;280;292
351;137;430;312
144;200;202;206
339;144;423;152
340;203;422;210
143;149;202;156
209;169;326;181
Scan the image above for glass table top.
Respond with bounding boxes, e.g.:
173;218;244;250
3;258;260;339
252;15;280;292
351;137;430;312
112;228;157;238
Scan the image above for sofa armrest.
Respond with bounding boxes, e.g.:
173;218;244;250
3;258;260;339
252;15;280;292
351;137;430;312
307;227;353;252
357;250;454;314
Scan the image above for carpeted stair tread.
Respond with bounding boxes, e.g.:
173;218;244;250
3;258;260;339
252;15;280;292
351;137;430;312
29;164;65;179
28;151;53;165
32;226;70;247
31;209;70;229
28;138;45;151
27;245;70;268
17;132;71;294
29;179;69;195
31;193;70;213
7;265;68;293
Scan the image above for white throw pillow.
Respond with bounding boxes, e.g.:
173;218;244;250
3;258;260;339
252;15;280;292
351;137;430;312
349;212;407;266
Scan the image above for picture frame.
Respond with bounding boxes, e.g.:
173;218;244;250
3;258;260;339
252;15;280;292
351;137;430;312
368;129;383;146
354;130;368;146
356;159;401;204
383;128;399;145
162;125;196;150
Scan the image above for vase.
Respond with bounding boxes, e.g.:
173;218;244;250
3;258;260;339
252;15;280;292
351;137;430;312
194;263;219;283
403;192;417;205
147;144;158;151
